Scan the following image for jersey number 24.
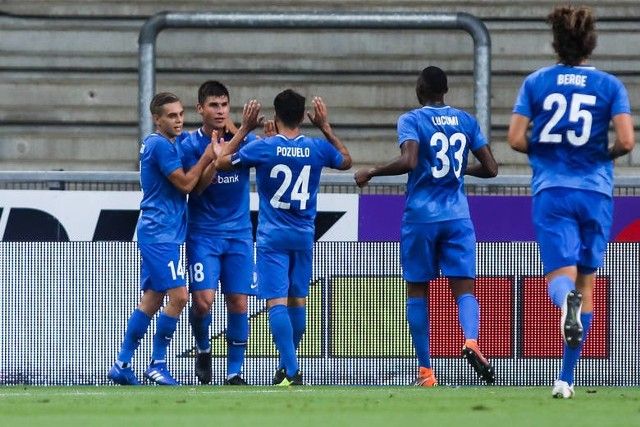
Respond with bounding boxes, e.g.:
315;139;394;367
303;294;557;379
270;164;311;210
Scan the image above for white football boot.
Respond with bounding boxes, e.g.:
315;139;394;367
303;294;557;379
552;380;575;399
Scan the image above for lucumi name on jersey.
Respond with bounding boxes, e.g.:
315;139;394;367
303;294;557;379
431;116;460;126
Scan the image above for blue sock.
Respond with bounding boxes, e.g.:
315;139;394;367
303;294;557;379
456;293;479;340
268;305;298;377
559;312;593;385
406;297;430;368
226;312;249;376
117;309;152;364
289;306;307;349
189;307;212;352
151;312;179;362
277;306;306;370
548;275;575;308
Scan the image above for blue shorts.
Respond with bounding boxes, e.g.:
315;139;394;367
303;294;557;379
139;242;186;292
186;234;256;295
533;187;612;274
256;247;313;300
401;219;476;283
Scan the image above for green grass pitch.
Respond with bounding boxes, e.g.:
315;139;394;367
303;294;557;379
1;386;639;427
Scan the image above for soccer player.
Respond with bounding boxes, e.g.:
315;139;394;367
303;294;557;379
108;92;215;386
181;80;263;385
215;89;352;385
354;66;498;387
508;5;634;399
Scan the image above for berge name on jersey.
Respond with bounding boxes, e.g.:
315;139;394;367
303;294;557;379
557;73;587;87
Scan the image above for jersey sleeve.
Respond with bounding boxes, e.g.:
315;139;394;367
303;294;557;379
321;139;344;169
180;134;201;171
610;78;632;116
512;76;534;118
397;111;419;147
468;115;489;152
235;139;264;168
155;138;183;177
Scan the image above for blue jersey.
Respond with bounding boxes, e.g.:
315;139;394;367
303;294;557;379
137;132;189;244
397;105;488;223
182;128;258;238
513;64;631;196
232;134;344;250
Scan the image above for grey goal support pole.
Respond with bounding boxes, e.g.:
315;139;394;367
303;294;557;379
138;11;491;142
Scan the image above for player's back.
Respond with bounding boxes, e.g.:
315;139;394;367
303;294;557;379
397;105;488;224
239;134;343;250
514;64;630;195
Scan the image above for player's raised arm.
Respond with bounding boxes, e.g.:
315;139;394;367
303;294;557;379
193;130;223;195
221;99;263;157
224;117;239;135
215;100;263;171
307;96;352;170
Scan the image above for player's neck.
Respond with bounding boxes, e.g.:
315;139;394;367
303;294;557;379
558;58;589;67
278;127;300;139
156;129;176;142
201;124;225;139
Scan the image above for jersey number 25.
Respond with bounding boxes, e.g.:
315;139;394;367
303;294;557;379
540;93;596;146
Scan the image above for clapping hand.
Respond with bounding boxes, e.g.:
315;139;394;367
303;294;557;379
263;120;277;137
207;129;225;161
307;96;330;132
241;99;264;132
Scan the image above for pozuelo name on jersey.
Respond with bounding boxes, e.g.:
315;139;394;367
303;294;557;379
276;146;311;158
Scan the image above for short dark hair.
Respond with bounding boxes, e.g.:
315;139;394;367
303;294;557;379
198;80;230;105
548;5;597;65
274;89;306;128
150;92;180;116
416;66;448;103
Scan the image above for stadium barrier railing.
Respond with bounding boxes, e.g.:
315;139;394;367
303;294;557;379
1;240;638;386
